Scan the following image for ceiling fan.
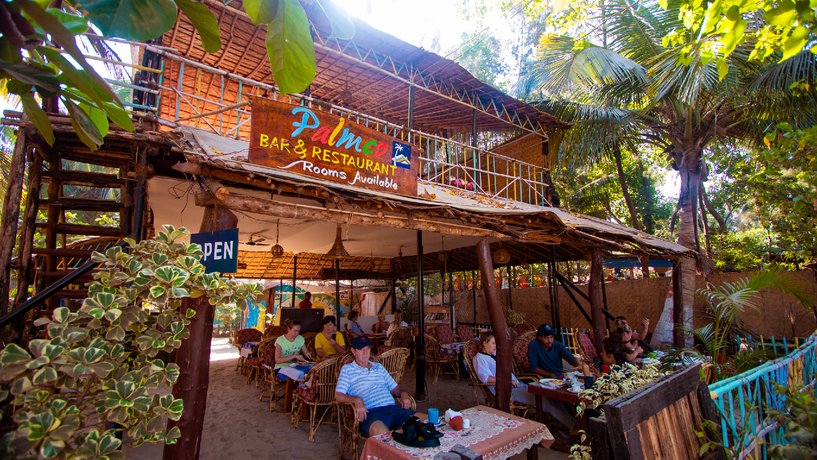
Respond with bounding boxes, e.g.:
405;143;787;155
241;234;269;246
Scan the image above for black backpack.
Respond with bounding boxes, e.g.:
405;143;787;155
391;416;444;448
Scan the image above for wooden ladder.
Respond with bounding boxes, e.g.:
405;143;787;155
28;143;138;313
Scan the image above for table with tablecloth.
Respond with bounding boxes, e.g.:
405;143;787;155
360;405;553;460
239;341;259;358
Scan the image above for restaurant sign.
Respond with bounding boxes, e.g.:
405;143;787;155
249;98;418;196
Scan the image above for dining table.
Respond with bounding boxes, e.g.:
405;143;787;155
526;381;590;429
278;363;314;413
360;405;554;460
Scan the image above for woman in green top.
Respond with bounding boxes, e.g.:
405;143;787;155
274;320;314;379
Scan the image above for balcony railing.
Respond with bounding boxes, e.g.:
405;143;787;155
72;37;553;206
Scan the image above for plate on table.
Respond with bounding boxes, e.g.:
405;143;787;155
538;378;565;388
422;419;445;427
566;387;583;394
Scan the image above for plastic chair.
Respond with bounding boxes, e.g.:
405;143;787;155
424;334;460;381
290;356;340;441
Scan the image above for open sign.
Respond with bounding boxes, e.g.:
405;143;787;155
190;228;239;274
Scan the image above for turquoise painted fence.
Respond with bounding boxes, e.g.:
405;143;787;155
708;332;817;458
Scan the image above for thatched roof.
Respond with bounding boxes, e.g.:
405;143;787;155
159;0;569;139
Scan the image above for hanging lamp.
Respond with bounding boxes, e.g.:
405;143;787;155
270;220;284;257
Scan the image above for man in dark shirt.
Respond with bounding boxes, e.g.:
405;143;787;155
528;323;580;379
298;291;312;309
527;323;581;430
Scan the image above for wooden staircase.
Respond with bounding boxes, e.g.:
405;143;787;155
27;141;138;311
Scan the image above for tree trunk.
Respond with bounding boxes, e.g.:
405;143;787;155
613;146;651;277
163;205;237;460
674;161;701;347
0;130;29;315
476;239;512;413
588;249;605;353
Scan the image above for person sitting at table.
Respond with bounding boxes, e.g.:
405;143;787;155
614;315;649;342
608;328;643;364
298;291;313;309
314;315;346;361
346;310;365;338
473;332;533;405
384;312;409;347
371;314;389;334
527;323;582;379
335;335;425;437
274;319;313;379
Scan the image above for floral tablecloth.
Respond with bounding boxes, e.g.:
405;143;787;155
360;405;553;460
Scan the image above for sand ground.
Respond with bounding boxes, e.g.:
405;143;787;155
125;338;568;460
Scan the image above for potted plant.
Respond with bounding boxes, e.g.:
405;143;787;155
0;226;261;458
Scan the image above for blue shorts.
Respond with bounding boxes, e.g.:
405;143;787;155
360;404;414;437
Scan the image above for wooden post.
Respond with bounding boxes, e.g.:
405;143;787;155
589;248;605;353
0;130;29;315
13;152;44;309
335;259;341;330
476;238;512;412
163;205;237;460
292;255;298;309
415;230;427;400
672;259;685;347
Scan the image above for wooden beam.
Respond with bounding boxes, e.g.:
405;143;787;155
14;152;44;308
200;180;507;239
589;248;605;353
0;130;29;314
40;198;121;212
163;205;236;460
34;223;123;237
476;238;512;412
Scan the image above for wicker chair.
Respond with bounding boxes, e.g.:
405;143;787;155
234;328;262;375
463;339;529;417
433;324;456;345
512;323;535;338
576;330;598;363
290;356;340;441
455;324;475;342
336;394;416;460
517;330;536;343
511;338;539;383
264;324;287;338
424;334;460;381
376;347;410;384
257;338;285;411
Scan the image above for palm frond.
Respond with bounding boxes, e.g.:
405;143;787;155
533;34;646;96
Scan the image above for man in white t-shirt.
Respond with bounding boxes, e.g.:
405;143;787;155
335;335;424;436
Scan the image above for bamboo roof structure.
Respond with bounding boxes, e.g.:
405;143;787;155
158;0;569;141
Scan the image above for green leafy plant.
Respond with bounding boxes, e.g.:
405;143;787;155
768;382;817;459
691;270;813;380
1;0;355;151
0;225;261;458
569;363;670;459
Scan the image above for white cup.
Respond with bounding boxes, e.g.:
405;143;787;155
462;419;471;429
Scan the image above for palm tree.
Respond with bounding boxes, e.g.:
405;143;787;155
528;0;817;345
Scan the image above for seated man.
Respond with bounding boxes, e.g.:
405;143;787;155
528;323;581;379
335;336;425;437
527;324;581;430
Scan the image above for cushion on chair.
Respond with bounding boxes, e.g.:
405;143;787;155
577;331;598;361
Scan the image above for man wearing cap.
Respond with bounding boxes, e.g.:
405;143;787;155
527;324;580;431
528;323;581;379
335;335;424;437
